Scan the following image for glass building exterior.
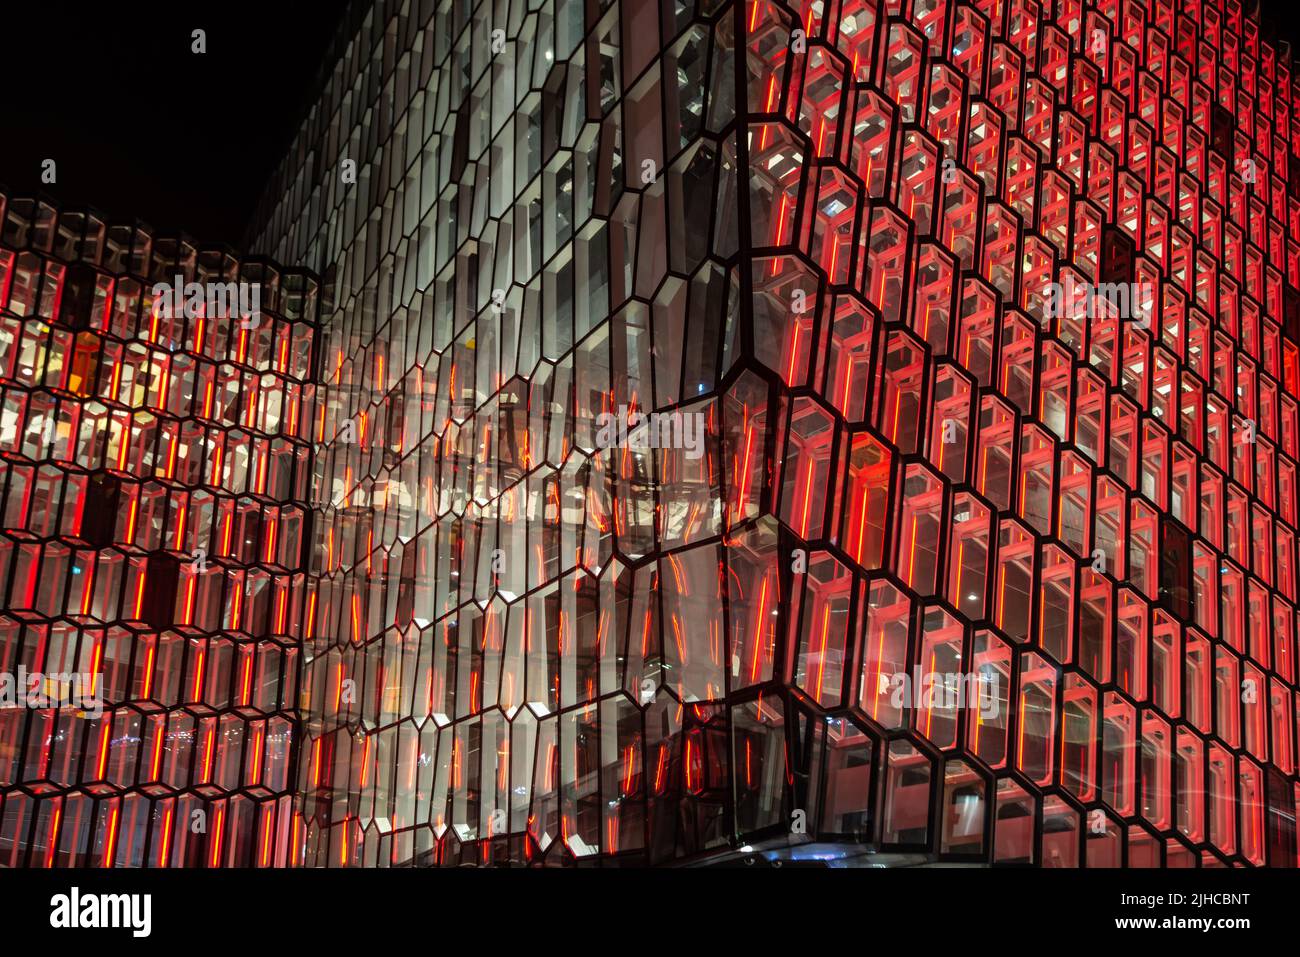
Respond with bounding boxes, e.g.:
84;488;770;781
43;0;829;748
0;200;318;865
4;0;1300;867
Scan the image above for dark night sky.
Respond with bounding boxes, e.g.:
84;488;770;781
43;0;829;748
0;1;352;247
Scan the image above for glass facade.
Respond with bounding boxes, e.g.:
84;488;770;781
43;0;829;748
0;199;318;865
4;0;1300;868
248;0;750;867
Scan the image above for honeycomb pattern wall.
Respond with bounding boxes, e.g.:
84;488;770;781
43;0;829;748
245;0;1300;867
250;0;752;867
0;196;319;866
5;0;1300;869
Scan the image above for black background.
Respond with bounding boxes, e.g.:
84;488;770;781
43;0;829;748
0;0;351;246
